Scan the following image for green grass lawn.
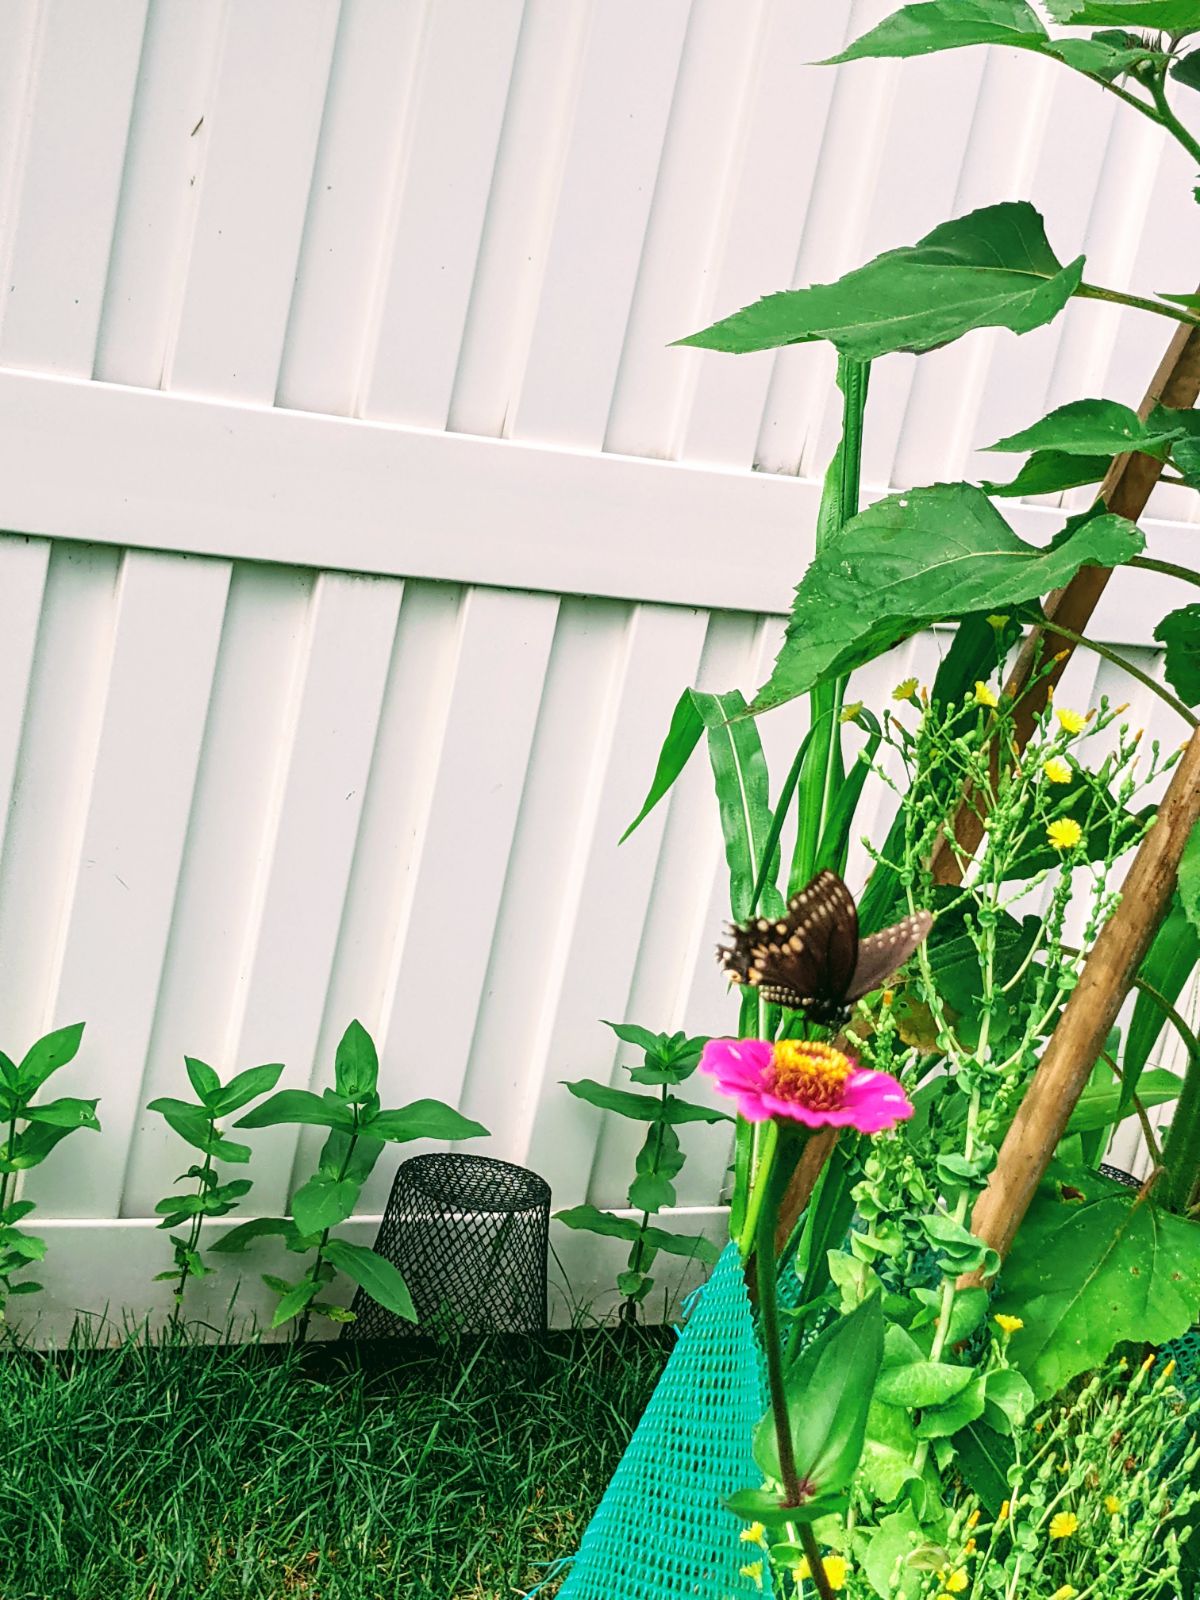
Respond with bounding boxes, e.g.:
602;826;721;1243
0;1326;670;1600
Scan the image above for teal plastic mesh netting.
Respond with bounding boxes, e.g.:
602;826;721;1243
546;1241;775;1600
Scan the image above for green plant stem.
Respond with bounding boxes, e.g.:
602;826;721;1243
1150;66;1200;168
755;1164;834;1600
736;1118;778;1257
1075;281;1200;328
0;1107;17;1217
296;1107;360;1343
170;1120;218;1329
794;358;869;890
1129;554;1200;589
623;1095;668;1324
1023;613;1200;729
799;1523;836;1600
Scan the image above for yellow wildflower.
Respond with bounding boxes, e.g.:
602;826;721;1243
998;1501;1010;1522
1049;1512;1078;1540
974;680;999;708
945;1569;969;1592
792;1555;848;1591
1042;757;1071;784
893;677;920;702
1052;1588;1079;1600
995;1313;1024;1335
739;1559;764;1591
1142;1353;1157;1372
1105;1495;1121;1515
840;700;865;724
1056;707;1087;735
1164;1358;1177;1380
964;1539;977;1556
966;1510;981;1530
1047;817;1083;853
739;1522;767;1548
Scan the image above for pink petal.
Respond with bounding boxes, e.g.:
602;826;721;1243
840;1069;914;1133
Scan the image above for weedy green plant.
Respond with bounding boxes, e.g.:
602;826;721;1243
555;1022;726;1321
898;1356;1200;1600
212;1018;488;1337
0;1023;97;1316
147;1057;284;1316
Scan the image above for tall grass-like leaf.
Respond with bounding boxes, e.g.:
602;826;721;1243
691;689;784;920
754;487;1141;713
677;203;1084;361
624;688;784;919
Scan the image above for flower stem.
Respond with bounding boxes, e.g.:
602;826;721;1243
737;1119;779;1257
799;1523;836;1600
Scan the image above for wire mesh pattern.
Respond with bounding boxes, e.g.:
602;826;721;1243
344;1153;550;1339
551;1240;775;1600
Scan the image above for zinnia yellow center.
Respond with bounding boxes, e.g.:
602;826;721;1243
770;1041;853;1109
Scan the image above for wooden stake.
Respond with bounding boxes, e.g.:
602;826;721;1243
963;726;1200;1279
930;319;1200;886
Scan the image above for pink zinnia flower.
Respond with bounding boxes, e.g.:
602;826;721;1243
700;1038;912;1133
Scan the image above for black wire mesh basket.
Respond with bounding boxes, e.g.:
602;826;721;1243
343;1152;551;1339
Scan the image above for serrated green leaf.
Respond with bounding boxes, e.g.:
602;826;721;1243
754;488;1142;711
324;1239;416;1322
824;0;1047;62
334;1019;378;1102
996;1172;1200;1397
363;1101;488;1143
982;449;1113;497
1155;605;1200;705
1046;0;1200;25
984;397;1181;457
678;202;1084;362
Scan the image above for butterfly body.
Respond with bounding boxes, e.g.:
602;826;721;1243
717;869;932;1027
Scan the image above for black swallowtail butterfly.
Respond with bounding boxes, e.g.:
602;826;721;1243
717;868;933;1027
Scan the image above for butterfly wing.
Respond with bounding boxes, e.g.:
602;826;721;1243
718;870;859;1014
846;910;934;1001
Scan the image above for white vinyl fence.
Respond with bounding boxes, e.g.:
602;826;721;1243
0;0;1195;1337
